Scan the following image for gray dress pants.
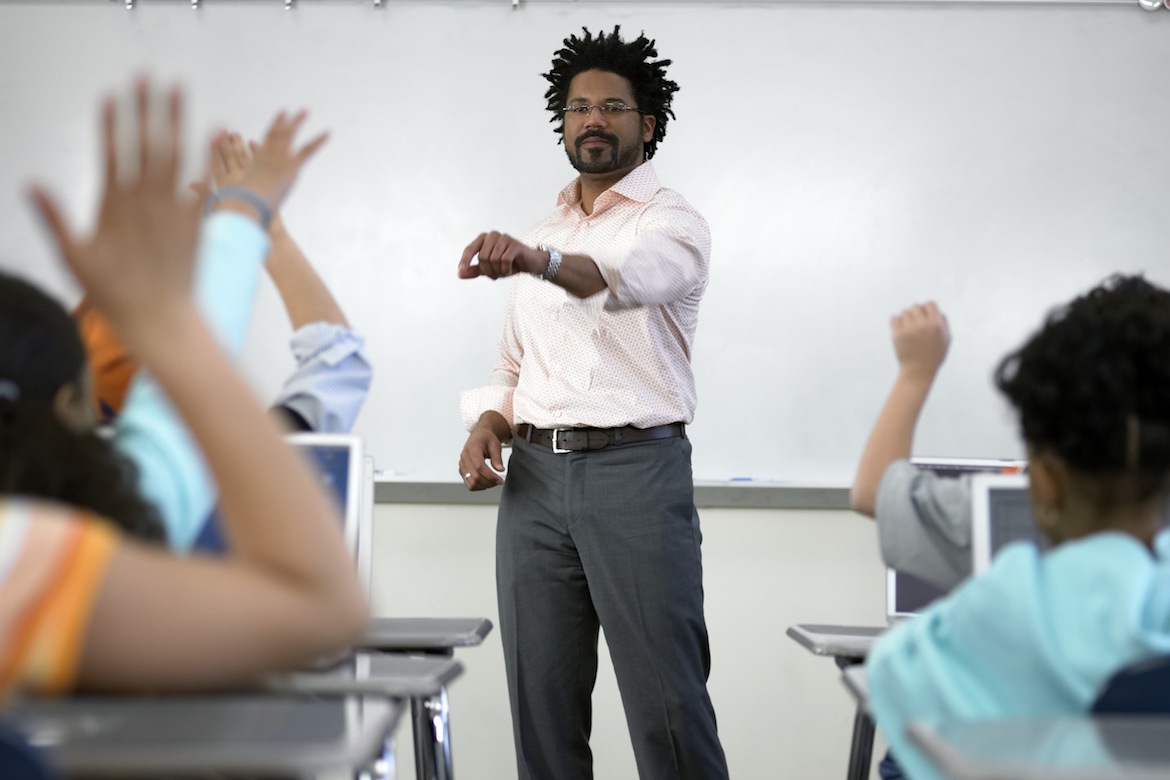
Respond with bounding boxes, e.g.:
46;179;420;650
497;434;729;780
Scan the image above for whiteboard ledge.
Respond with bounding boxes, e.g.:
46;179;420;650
374;480;852;510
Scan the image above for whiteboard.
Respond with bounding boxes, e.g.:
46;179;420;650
1;1;1168;484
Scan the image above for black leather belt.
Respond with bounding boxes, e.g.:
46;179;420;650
516;422;685;453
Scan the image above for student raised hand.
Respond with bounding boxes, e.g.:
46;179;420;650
27;79;365;692
207;112;328;224
30;82;200;345
891;302;951;384
189;130;250;199
851;301;951;517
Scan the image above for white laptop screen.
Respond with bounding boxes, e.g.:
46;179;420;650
887;569;945;620
887;458;1026;623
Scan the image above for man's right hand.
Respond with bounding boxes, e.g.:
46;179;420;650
459;412;509;491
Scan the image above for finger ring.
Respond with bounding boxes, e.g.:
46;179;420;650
463;472;473;480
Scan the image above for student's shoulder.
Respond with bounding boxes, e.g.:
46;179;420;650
877;460;973;523
1;497;120;543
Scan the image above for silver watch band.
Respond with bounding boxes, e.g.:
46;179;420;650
536;244;563;281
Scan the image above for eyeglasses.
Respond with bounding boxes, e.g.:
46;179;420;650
560;104;644;118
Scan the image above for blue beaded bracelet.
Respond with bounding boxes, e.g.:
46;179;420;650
203;186;273;231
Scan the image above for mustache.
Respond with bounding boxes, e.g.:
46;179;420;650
575;130;619;150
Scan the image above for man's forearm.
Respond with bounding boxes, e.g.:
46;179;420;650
547;253;608;299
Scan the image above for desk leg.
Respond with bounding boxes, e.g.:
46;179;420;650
411;688;453;780
846;707;875;780
357;735;396;780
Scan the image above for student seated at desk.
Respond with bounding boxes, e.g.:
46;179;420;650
77;130;373;552
0;273;168;545
0;79;366;695
863;275;1170;780
851;301;975;591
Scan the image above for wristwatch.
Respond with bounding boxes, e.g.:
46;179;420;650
536;244;563;282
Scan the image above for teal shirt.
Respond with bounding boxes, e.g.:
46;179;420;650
113;212;269;550
867;528;1170;780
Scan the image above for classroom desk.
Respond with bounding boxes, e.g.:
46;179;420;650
909;716;1170;780
356;618;492;780
5;693;402;778
360;617;493;656
786;624;884;662
268;654;464;780
268;653;464;699
787;624;884;780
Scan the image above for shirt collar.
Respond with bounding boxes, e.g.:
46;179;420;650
556;160;661;210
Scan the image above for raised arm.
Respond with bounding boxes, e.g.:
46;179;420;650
204;133;349;330
30;80;363;691
200;132;370;434
851;302;951;517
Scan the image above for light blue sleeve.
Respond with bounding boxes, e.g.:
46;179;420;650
270;322;372;433
114;211;270;551
867;534;1170;780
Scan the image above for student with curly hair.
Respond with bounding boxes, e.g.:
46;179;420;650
865;275;1170;780
455;25;726;780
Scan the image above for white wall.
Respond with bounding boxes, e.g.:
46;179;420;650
371;502;890;779
2;2;1169;486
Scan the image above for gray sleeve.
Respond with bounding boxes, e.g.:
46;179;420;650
874;460;974;591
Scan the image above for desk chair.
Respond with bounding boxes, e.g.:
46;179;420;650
269;652;467;780
0;720;59;780
1093;655;1170;715
787;624;883;780
899;657;1170;780
354;454;493;780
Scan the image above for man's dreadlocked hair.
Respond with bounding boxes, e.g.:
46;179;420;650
542;26;679;160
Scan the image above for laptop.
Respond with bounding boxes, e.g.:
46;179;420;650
971;472;1043;575
285;433;367;568
885;457;1026;624
194;433;366;561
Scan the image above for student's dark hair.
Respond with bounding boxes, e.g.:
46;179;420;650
543;25;679;160
0;271;165;543
995;274;1170;506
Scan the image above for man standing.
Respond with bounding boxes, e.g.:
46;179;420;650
457;27;727;780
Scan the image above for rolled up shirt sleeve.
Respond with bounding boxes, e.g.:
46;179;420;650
592;201;710;311
271;323;373;434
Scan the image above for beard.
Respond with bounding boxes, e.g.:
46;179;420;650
566;131;642;174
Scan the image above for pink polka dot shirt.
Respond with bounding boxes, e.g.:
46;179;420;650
460;162;711;432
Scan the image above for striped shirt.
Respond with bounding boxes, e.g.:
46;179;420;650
0;500;116;696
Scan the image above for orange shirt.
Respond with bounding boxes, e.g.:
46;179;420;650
74;299;137;422
0;500;118;696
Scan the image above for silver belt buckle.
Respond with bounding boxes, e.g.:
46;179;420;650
552;428;572;454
